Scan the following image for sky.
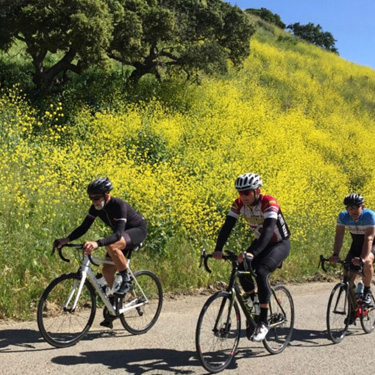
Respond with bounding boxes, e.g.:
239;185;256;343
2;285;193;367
227;0;375;71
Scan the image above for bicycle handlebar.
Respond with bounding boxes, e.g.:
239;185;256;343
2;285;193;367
52;243;99;266
319;254;364;274
199;249;257;277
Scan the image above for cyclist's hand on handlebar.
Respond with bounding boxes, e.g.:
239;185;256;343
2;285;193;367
54;238;70;249
83;241;99;255
329;254;340;264
238;252;254;263
212;251;223;260
352;257;363;267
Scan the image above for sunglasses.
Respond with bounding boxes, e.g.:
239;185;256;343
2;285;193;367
89;195;104;201
346;205;360;210
238;190;252;196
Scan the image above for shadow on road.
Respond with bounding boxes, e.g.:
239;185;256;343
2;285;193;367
51;347;262;375
0;328;43;352
289;328;335;347
0;327;129;353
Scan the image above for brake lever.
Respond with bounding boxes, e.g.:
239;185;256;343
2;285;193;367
319;255;327;272
89;255;100;267
199;249;205;268
58;247;70;263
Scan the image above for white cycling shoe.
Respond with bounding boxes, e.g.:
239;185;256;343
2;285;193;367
251;322;269;342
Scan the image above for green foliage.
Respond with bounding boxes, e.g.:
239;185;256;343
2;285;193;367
287;22;338;53
1;22;375;321
245;7;286;29
108;0;255;83
0;0;255;95
0;0;113;93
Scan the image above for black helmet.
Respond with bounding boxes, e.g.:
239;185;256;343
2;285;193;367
343;193;364;207
87;177;113;195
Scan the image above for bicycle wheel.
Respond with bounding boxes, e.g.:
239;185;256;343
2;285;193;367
263;285;294;354
326;282;350;343
360;281;375;333
37;273;96;348
120;270;163;334
195;291;241;373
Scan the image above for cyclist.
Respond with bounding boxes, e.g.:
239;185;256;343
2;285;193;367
55;177;147;327
212;173;290;342
329;193;375;311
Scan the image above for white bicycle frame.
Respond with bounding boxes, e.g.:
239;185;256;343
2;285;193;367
65;254;149;316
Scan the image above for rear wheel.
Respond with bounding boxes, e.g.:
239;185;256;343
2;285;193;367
195;291;241;373
326;282;350;343
263;285;294;354
37;273;96;347
120;270;163;334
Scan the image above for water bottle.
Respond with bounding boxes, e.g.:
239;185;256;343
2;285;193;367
253;294;260;316
355;280;364;298
112;273;123;293
244;294;254;311
95;273;109;296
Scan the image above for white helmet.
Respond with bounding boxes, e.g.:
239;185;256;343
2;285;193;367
235;173;263;191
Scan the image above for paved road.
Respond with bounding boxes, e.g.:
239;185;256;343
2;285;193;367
1;282;374;375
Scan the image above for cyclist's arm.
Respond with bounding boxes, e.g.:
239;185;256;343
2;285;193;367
67;215;95;242
214;215;237;253
96;220;126;247
247;218;277;257
332;224;345;258
361;226;375;260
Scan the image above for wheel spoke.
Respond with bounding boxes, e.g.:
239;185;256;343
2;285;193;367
120;270;163;334
196;292;241;373
327;283;349;343
37;274;96;348
263;285;294;354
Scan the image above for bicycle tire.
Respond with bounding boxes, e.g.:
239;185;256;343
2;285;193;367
195;291;241;373
120;270;163;334
326;282;350;343
263;285;295;354
360;280;375;334
37;273;96;348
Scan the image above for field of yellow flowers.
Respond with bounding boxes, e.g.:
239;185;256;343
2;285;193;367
1;27;375;319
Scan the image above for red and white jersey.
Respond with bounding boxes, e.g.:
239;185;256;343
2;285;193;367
228;194;290;243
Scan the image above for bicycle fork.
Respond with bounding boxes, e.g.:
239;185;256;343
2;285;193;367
64;276;86;313
64;257;93;313
213;292;236;337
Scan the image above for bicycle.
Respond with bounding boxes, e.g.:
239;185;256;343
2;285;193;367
37;243;163;348
195;249;294;373
319;255;375;344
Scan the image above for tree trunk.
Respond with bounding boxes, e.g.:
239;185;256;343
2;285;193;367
31;47;79;96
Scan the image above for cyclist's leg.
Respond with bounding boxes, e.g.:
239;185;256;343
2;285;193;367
238;261;256;294
253;239;290;341
256;239;290;306
103;236;127;287
362;249;375;303
114;226;147;296
344;246;363;285
363;249;375;286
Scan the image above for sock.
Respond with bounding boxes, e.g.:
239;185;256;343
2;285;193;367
119;269;130;282
259;307;268;325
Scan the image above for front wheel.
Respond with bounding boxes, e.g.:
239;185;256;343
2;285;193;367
37;273;96;348
263;285;294;354
195;291;241;373
120;270;163;335
326;282;350;343
360;280;375;334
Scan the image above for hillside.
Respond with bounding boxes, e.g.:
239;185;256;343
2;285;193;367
1;21;375;319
